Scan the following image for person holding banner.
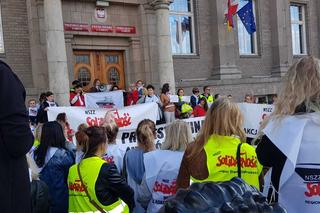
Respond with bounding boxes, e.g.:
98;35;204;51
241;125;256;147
199;86;215;106
177;97;262;190
70;84;85;107
192;97;208;117
256;56;320;213
176;88;193;119
138;120;193;213
160;83;175;123
68;126;134;212
123;119;156;213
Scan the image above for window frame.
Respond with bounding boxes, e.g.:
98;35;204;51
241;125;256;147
290;4;307;56
237;0;258;56
0;5;5;54
169;0;196;55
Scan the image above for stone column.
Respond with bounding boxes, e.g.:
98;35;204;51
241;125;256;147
270;0;292;77
44;0;70;105
210;0;241;80
150;0;176;92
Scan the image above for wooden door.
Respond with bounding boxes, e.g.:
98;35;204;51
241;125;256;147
73;50;125;91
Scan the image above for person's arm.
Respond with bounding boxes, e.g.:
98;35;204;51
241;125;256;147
0;62;33;157
176;151;191;190
70;93;79;105
96;163;135;211
256;135;286;168
137;173;152;210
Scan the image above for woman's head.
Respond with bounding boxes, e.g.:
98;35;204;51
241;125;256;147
161;83;170;94
56;113;67;124
273;56;320;117
103;120;119;144
161;120;193;151
189;98;245;159
177;88;184;97
93;79;101;87
199;97;208;111
34;121;66;167
110;85;119;91
77;126;107;158
136;119;156;152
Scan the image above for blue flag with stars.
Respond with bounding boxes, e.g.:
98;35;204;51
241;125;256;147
237;0;256;34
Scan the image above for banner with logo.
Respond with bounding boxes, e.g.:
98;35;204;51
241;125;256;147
238;103;274;138
47;102;158;131
84;91;124;109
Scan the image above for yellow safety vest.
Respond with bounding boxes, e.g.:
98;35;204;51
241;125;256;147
178;96;193;113
68;157;129;213
191;135;262;189
200;94;214;103
33;139;40;148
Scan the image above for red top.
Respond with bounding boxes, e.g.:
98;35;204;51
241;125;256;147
193;105;206;117
126;90;139;106
70;92;85;107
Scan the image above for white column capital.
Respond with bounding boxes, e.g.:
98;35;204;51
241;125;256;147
150;0;173;10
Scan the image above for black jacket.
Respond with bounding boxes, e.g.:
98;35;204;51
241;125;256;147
0;61;34;213
96;163;135;211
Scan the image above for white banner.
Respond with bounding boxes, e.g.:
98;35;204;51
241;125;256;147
47;103;274;151
84;91;124;109
238;103;274;138
47;102;158;131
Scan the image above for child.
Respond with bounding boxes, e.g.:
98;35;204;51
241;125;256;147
28;99;38;125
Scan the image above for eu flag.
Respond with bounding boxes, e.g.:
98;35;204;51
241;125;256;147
237;0;256;34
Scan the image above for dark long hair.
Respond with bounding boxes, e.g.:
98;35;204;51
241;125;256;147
76;126;107;158
161;83;170;94
199;97;209;111
34;121;67;167
56;113;67;123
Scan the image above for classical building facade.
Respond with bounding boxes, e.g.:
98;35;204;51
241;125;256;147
1;0;320;104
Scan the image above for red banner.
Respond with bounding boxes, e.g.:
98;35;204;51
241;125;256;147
115;26;136;34
91;24;114;33
64;23;90;32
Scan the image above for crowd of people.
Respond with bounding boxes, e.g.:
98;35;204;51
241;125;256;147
2;55;320;213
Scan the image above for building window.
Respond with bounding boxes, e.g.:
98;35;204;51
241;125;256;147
237;0;257;55
0;5;4;54
169;0;195;55
290;4;307;55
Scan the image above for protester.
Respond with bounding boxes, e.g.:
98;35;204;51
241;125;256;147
256;56;320;212
244;94;254;103
200;86;214;105
192;97;208;117
136;80;145;98
33;121;74;213
214;93;221;100
37;91;58;123
38;92;47;109
160;83;175;123
176;88;193;119
102;120;125;174
227;94;233;99
68;126;134;212
137;84;160;104
28;99;38;125
90;78;102;93
177;97;262;190
138;120;193;213
123;119;156;213
56;113;75;143
190;87;200;108
74;123;88;163
110;85;119;91
70;84;85;107
126;83;139;106
0;61;34;212
70;80;80;93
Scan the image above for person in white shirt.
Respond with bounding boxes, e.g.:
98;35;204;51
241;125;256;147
138;120;193;213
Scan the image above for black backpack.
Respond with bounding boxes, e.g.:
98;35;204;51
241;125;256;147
31;180;50;213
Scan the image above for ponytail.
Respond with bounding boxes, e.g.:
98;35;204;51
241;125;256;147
136;119;156;152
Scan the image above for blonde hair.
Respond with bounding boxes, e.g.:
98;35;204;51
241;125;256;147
136;119;156;152
259;56;320;132
189;97;246;159
102;120;119;144
161;120;193;151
